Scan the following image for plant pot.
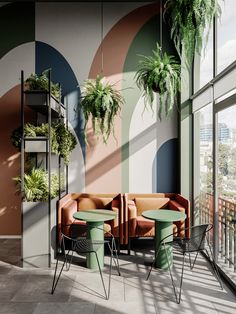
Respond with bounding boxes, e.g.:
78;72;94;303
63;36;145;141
25;93;65;118
24;138;48;153
152;83;160;93
22;201;49;268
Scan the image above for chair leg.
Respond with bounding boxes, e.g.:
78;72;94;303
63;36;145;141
164;243;186;304
189;251;199;270
95;252;108;300
146;243;162;281
128;238;131;255
111;238;121;276
205;241;223;290
51;249;70;294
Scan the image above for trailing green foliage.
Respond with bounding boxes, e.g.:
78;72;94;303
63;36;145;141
13;168;62;202
54;123;77;164
135;43;181;120
164;0;221;67
25;69;61;100
10;123;76;165
80;75;124;143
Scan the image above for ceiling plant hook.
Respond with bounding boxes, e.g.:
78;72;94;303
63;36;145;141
100;0;104;75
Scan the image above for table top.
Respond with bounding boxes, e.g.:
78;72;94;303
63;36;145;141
73;209;117;223
142;209;186;222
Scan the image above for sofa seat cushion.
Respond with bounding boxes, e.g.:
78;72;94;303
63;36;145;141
136;216;155;237
135;216;178;237
78;197;113;210
134;198;170;216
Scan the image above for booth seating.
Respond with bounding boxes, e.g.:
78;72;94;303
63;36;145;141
123;193;190;253
57;193;124;246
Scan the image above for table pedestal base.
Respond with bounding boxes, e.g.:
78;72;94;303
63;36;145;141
155;221;173;270
86;222;104;269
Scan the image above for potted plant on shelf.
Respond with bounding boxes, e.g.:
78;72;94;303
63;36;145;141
80;75;125;143
13;168;61;202
24;70;64;116
10;122;77;164
164;0;221;67
135;43;181;120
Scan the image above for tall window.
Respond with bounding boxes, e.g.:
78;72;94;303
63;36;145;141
194;104;213;225
217;0;236;74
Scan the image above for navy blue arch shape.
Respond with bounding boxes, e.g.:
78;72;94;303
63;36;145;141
35;41;85;159
152;138;179;193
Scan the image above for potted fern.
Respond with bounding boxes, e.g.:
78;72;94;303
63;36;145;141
135;43;181;120
164;0;221;67
13;167;63;267
80;75;124;143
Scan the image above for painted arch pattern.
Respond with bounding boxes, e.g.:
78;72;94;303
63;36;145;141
0;2;178;235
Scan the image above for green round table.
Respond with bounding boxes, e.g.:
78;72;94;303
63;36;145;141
142;209;186;270
73;209;116;269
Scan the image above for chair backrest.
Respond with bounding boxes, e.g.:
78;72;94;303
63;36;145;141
189;224;212;251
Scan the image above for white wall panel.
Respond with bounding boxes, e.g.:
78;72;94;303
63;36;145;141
0;43;35;97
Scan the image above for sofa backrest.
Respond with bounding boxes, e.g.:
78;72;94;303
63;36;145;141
134;197;170;216
58;193;123;242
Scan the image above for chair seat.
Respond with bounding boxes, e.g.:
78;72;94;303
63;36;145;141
74;238;105;253
68;221;112;238
169;237;205;253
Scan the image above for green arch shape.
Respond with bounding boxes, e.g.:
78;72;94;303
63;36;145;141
121;15;177;192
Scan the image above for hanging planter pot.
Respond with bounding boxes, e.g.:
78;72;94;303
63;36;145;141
164;0;222;67
80;75;125;143
135;43;181;120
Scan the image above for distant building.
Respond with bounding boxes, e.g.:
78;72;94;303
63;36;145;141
200;123;230;142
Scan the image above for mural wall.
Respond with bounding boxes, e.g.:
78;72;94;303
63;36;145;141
0;1;178;235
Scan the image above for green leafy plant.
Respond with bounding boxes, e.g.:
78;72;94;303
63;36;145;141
164;0;221;67
54;123;77;164
10;123;76;164
25;69;61;100
13;168;62;202
135;43;181;119
80;75;125;143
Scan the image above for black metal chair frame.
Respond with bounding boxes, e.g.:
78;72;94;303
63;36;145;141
51;225;121;299
146;224;223;304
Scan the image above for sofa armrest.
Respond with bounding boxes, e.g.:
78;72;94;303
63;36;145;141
169;200;185;237
61;199;78;236
111;199;120;238
128;200;137;237
175;194;190;238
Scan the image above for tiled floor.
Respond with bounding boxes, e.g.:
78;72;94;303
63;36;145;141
0;239;235;314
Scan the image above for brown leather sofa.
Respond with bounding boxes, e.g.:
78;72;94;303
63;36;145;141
57;193;124;246
123;193;190;253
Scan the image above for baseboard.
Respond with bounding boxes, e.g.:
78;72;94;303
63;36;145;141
0;235;21;239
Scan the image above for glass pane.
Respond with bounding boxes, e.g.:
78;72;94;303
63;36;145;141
217;0;236;74
217;104;236;274
194;27;213;92
194;104;213;226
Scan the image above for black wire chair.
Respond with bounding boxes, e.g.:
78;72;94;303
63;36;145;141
146;224;223;304
51;224;121;299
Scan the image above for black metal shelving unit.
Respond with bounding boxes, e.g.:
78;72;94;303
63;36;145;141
20;70;68;268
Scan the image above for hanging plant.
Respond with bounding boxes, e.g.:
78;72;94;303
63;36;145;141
135;43;181;120
80;75;124;143
164;0;221;67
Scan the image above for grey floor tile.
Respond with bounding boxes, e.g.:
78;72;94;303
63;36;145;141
0;302;37;314
33;302;95;314
95;301;157;314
